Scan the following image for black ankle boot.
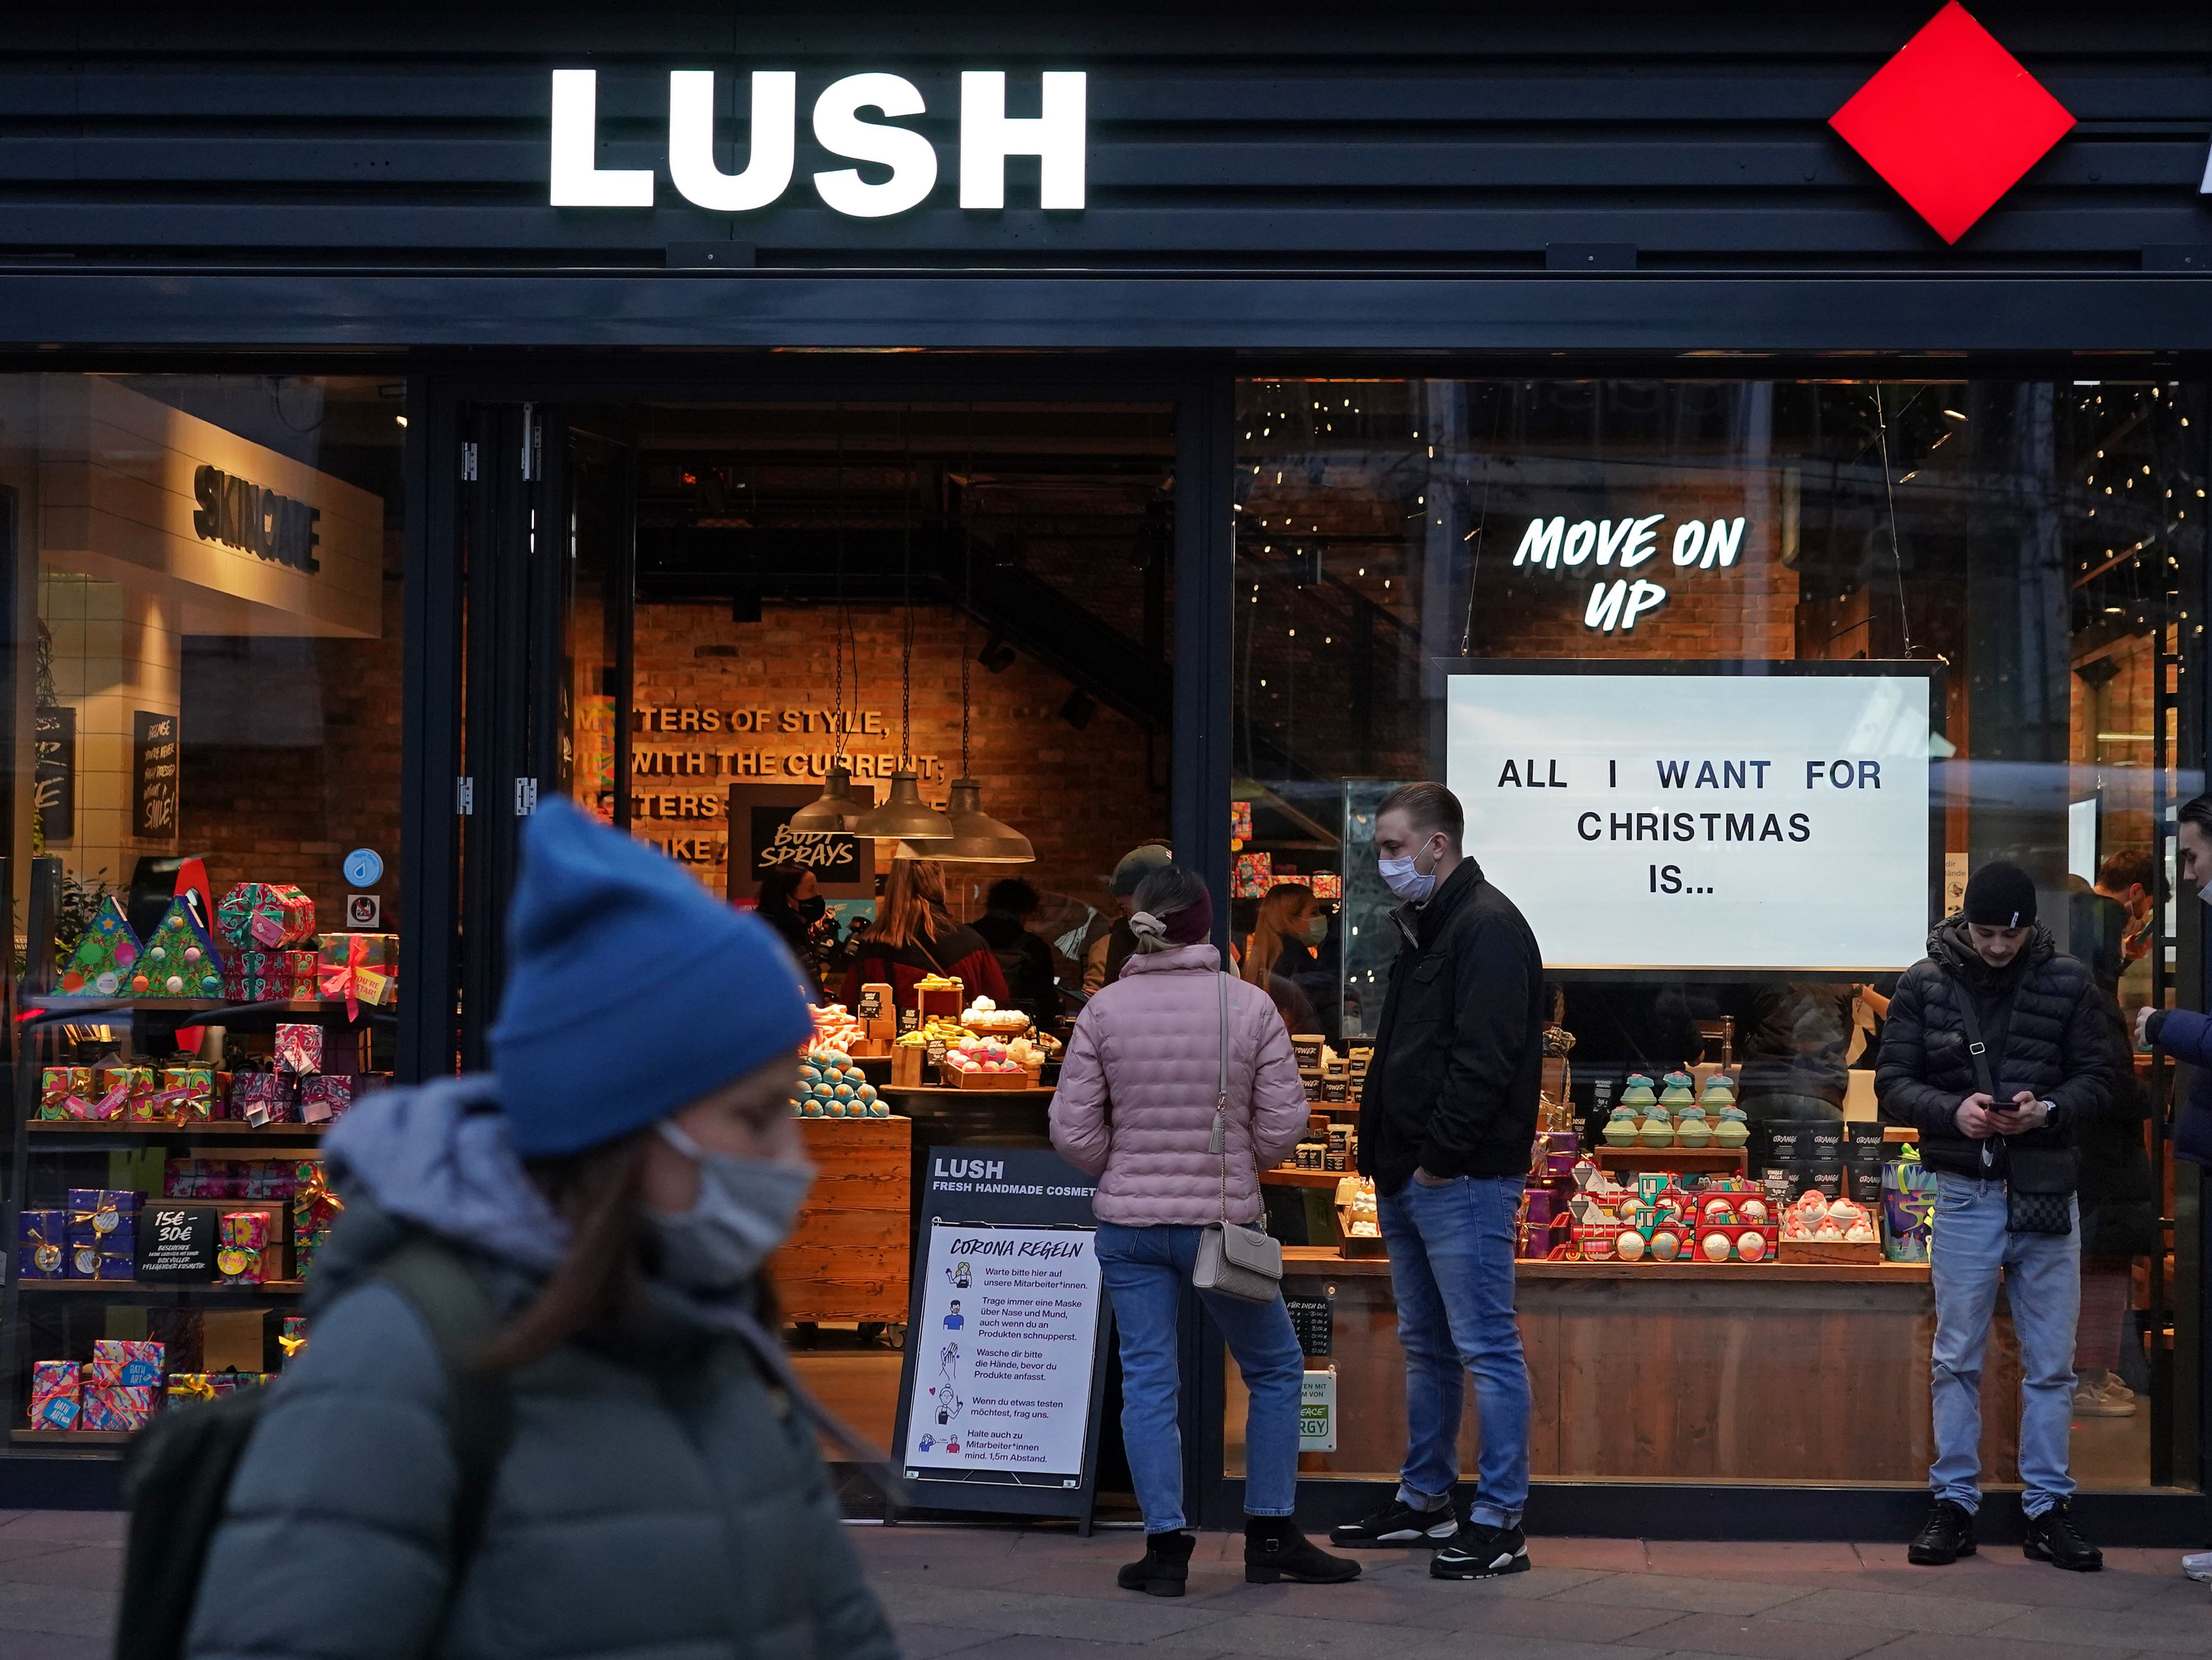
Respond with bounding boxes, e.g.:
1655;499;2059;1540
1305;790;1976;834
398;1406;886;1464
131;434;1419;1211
1118;1530;1196;1597
1244;1516;1362;1584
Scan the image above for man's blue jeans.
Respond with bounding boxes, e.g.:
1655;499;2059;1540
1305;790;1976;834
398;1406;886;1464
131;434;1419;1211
1376;1175;1532;1529
1929;1172;2081;1518
1094;1222;1305;1533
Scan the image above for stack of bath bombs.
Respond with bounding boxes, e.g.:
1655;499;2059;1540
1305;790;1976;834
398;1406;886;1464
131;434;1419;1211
789;1048;886;1119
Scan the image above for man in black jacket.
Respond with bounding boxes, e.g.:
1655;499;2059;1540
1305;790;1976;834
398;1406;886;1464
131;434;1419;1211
1328;783;1544;1580
1877;860;2114;1574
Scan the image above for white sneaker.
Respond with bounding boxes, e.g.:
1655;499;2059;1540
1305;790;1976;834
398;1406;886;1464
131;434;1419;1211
2073;1377;2136;1418
2098;1371;2137;1402
2184;1550;2212;1583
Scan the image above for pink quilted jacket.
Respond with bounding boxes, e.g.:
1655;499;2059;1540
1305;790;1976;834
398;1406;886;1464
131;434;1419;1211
1049;944;1311;1226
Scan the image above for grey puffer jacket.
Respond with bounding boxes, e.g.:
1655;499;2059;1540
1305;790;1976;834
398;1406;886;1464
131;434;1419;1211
184;1078;896;1660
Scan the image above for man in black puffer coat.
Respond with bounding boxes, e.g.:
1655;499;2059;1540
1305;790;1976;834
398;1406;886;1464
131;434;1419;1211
1877;861;2113;1575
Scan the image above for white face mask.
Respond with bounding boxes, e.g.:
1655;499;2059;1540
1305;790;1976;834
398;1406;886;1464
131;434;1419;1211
1379;836;1443;902
646;1121;816;1294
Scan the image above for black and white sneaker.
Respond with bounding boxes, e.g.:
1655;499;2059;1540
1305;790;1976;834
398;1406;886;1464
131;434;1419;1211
1430;1520;1531;1580
1328;1496;1458;1548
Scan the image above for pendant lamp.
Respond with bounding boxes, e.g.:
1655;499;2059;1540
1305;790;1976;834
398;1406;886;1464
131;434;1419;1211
938;776;1034;864
856;769;953;843
786;765;867;834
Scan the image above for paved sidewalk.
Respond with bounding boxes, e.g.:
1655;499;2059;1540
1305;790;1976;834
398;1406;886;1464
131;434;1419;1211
0;1507;2202;1660
856;1524;2212;1660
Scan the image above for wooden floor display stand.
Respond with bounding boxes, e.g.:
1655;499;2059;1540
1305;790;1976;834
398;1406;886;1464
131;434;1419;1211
770;1116;913;1325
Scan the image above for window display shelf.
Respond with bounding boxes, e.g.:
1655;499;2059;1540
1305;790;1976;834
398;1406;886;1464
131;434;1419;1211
10;1430;132;1446
1592;1147;1747;1173
18;1281;305;1301
1280;1245;1927;1283
22;996;388;1021
26;1121;326;1141
1263;1168;1349;1190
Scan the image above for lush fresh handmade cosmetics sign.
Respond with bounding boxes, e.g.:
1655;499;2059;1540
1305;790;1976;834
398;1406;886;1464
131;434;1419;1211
1446;672;1930;971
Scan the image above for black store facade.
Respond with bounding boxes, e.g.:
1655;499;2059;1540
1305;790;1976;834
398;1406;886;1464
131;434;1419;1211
0;2;2205;1545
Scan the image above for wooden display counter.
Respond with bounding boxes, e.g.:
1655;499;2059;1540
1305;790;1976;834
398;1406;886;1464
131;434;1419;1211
767;1115;911;1324
1251;1246;2022;1487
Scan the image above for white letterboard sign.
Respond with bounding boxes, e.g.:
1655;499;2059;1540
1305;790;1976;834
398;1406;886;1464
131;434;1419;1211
1445;670;1932;972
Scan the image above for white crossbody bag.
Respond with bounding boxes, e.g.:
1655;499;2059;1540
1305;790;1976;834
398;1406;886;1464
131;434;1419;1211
1190;969;1285;1303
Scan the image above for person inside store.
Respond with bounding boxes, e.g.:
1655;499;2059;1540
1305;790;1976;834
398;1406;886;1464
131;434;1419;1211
1876;859;2114;1574
1242;881;1323;989
1329;782;1545;1582
972;877;1059;1028
1734;983;1854;1124
2128;799;2212;1587
755;864;827;988
182;799;895;1660
840;856;1010;1010
1080;841;1174;998
1049;861;1361;1596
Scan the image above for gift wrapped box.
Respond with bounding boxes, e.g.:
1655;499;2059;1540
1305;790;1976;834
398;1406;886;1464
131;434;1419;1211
79;1384;157;1433
316;932;398;1015
68;1189;141;1244
168;1371;269;1405
90;1338;164;1387
133;893;225;999
217;883;317;952
17;1209;67;1279
279;1314;309;1362
99;1065;157;1119
39;1066;92;1119
233;1073;298;1128
217;1209;275;1285
28;1362;81;1430
274;1024;324;1076
237;1160;294;1200
298;1073;356;1125
55;896;141;997
223;947;322;1003
292;1159;341;1277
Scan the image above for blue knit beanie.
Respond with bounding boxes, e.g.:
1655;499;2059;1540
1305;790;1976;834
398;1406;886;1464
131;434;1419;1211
489;798;816;1158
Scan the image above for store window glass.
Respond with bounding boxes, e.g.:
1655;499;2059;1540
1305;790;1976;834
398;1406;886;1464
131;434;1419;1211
554;401;1175;1457
5;374;406;1447
1230;377;2203;1492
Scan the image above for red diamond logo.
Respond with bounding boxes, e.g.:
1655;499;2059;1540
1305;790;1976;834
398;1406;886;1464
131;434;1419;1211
1830;2;2075;244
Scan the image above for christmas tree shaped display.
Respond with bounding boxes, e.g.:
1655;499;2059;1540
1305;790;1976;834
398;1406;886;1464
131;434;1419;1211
58;898;142;997
133;891;224;999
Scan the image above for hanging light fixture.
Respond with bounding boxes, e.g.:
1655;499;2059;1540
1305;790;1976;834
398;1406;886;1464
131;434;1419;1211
790;408;874;835
857;415;954;844
936;422;1034;863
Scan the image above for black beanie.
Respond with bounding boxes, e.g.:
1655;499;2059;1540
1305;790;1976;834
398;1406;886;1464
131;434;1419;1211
1963;860;2037;929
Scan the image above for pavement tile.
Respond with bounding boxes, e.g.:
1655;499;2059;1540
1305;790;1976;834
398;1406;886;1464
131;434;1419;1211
0;1551;121;1592
0;1634;107;1660
1547;1574;1821;1617
889;1623;1002;1659
1852;1634;2124;1660
1978;1602;2212;1654
1644;1542;1867;1576
870;1582;1236;1645
1767;1586;2024;1635
937;1638;1233;1660
0;1541;77;1568
1397;1593;1685;1643
1624;1613;1901;1660
1529;1538;1653;1573
1169;1612;1657;1660
0;1516;120;1547
0;1581;120;1639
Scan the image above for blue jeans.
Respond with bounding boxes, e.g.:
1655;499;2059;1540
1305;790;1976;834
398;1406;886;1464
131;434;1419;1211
1377;1175;1532;1529
1094;1222;1305;1532
1929;1173;2082;1517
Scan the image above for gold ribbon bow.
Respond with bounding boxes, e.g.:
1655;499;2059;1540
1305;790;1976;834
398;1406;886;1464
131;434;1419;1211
170;1374;218;1404
277;1331;308;1359
293;1161;343;1223
318;934;392;1022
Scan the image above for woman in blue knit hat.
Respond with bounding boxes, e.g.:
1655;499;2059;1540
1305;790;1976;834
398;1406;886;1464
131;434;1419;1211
182;800;895;1660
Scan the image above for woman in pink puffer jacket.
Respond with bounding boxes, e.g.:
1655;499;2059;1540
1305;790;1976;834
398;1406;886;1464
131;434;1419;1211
1051;864;1358;1597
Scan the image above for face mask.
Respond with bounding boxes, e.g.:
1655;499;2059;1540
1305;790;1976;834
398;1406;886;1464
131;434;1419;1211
1303;915;1329;946
646;1121;816;1294
797;895;827;922
1379;837;1441;902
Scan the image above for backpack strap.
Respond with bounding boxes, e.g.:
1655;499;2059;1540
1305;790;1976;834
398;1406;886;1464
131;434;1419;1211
373;1239;516;1582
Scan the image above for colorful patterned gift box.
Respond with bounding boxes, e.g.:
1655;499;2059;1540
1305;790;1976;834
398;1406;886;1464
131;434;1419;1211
100;1065;157;1118
79;1385;157;1433
298;1073;356;1125
292;1159;341;1278
223;948;321;1003
132;1067;214;1127
132;893;225;999
217;1208;276;1285
216;883;317;952
279;1315;309;1362
17;1209;67;1279
38;1066;93;1119
232;1073;298;1127
167;1371;270;1405
316;932;398;1018
55;897;141;997
27;1362;80;1430
90;1338;164;1387
68;1191;141;1280
274;1023;324;1076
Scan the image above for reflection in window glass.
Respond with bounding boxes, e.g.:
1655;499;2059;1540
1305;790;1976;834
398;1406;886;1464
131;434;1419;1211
1230;378;2202;1493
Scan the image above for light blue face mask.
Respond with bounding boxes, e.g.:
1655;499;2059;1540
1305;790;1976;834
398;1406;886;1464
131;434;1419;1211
1378;836;1443;903
647;1121;816;1293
